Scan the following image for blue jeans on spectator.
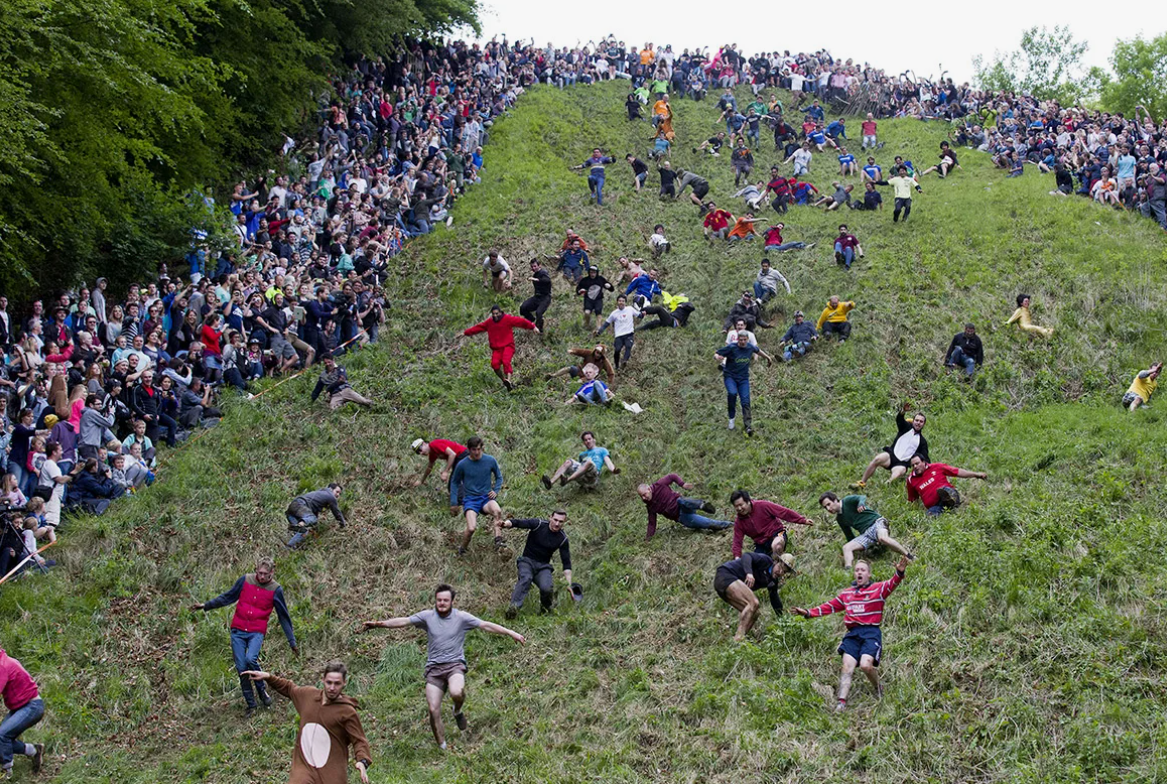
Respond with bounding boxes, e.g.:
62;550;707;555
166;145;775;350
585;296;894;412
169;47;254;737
230;629;268;709
287;511;319;548
676;498;731;530
783;341;812;361
588;173;606;205
947;346;977;378
0;697;44;769
835;242;854;268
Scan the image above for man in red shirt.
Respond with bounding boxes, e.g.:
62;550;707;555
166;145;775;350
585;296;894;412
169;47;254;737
906;454;987;516
729;489;812;558
702;203;733;240
461;305;539;390
791;555;911;711
765;166;791;214
411;437;468;492
0;649;45;775
860;112;879;150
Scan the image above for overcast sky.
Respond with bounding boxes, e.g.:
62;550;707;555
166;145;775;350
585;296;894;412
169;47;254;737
459;3;1167;83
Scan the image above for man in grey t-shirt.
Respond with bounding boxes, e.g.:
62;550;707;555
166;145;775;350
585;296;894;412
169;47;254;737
360;583;525;750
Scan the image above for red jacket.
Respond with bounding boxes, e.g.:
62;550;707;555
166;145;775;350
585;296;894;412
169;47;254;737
731;499;811;557
464;314;536;349
807;570;904;628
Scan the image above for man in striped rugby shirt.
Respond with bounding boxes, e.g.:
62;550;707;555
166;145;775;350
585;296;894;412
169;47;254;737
791;554;912;711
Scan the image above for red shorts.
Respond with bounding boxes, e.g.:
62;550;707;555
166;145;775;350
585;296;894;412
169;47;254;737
491;344;516;373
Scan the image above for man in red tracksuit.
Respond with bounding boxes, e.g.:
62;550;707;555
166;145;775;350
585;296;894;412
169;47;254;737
190;557;298;716
462;305;539;390
791;554;911;711
729;489;812;558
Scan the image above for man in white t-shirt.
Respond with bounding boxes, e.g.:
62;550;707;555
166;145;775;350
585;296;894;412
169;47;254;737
38;442;73;527
481;250;512;292
359;584;525;750
595;294;640;371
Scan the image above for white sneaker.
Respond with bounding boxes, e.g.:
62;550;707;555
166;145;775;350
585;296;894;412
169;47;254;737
727;418;735;430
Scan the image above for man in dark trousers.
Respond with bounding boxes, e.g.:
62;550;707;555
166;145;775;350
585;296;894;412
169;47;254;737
496;509;578;618
286;483;346;548
714;551;795;641
190;557;298;716
520;258;553;333
944;323;984;380
852;403;929;489
0;649;45;776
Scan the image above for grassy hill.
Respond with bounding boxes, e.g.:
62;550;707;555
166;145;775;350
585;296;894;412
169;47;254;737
6;80;1167;784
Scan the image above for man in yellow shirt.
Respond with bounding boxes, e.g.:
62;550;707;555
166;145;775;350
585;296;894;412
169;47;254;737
816;296;855;342
1124;362;1161;411
878;165;922;223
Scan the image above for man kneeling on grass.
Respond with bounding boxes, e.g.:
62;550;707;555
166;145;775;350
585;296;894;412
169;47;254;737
714;551;795;641
542;430;619;490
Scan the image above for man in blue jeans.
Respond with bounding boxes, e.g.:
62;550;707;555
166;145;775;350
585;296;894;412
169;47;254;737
944;323;984;380
0;649;45;776
715;330;774;436
779;311;818;361
190;558;298;716
639;473;731;540
573;148;616;205
285;483;346;548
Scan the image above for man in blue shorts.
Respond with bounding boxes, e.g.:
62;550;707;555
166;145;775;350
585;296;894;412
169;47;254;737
449;436;504;555
542;430;620;490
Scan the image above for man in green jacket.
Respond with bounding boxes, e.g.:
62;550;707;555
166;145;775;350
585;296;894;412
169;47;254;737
819;492;913;567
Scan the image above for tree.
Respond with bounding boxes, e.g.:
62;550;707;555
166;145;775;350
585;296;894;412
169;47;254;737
1092;33;1167;122
972;26;1089;105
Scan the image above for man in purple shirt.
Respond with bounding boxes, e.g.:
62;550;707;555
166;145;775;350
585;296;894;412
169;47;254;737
637;474;731;540
730;489;813;558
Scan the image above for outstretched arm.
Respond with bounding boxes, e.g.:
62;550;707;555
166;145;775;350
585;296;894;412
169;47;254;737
954;468;987;480
478;620;526;644
358;616;414;632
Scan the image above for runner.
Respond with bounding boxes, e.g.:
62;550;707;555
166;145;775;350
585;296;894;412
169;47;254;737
715;331;775;436
906;454;987;516
638;473;731;540
595;294;640;371
576;265;615;331
833;225;864;270
572;148;617;205
852;403;929;489
753;258;791;304
729;489;812;558
555;238;589;284
285;483;346;549
648;224;671;258
547;344;615;385
943;323;984;380
541;430;619;490
239;662;371;783
626;154;650;192
190;557;298;715
481;250;512;292
519;259;553;333
410;436;468;493
0;649;45;777
462;305;539;391
818;492;913;567
358;585;525;750
498;510;579;617
636;290;695;331
675;168;711;208
714;551;796;641
791;555;912;712
1123;361;1161;411
877;165;922;223
448;436;504;555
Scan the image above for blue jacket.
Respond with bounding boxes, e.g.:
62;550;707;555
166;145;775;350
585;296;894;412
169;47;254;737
625;275;662;301
781;321;818;345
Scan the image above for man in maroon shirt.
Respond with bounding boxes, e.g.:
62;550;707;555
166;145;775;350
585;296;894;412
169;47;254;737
0;649;45;775
730;489;812;558
461;305;539;390
906;454;987;516
637;474;731;541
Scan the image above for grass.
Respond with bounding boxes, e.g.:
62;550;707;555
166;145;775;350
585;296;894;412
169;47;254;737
6;79;1167;783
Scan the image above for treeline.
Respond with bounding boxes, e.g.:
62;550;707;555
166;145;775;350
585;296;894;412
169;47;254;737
0;0;478;298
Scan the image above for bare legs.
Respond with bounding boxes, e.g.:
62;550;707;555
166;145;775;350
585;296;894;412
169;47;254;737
724;581;760;642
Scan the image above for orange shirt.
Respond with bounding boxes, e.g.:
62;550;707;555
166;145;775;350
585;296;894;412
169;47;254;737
640;48;655;65
728;217;757;239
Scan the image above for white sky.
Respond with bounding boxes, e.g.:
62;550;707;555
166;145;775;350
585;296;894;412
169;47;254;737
457;3;1167;84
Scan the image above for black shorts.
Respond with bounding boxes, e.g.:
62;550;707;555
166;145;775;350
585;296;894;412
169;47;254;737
660;184;676;197
882;447;912;469
583;298;603;315
713;567;738;601
693;182;710;199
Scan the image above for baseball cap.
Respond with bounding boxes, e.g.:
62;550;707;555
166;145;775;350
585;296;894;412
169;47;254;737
411;438;425;452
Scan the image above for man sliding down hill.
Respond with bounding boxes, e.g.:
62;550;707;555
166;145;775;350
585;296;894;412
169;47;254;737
906;454;987;517
411;437;469;497
791;555;912;712
462;305;539;391
819;492;913;567
730;489;812;558
638;473;731;540
852;403;928;489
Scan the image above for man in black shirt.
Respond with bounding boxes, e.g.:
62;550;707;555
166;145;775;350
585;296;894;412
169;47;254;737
575;266;614;331
849;182;883;211
255;293;306;374
626;154;649;192
714;551;795;641
498;510;575;618
519;259;553;331
944;322;984;380
658;162;678;199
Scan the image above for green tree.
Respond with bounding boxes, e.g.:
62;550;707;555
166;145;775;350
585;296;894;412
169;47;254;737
1092;33;1167;121
972;25;1089;105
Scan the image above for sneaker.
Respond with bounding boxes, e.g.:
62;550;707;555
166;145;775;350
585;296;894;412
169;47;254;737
505;605;518;620
245;706;256;719
541;474;553;490
558;474;568;486
701;501;716;514
457;546;467;557
805;242;816;250
454;711;468;731
835;251;844;264
446;216;455;227
849;480;866;490
494;535;506;550
31;744;44;773
745;426;754;437
728;418;735;430
834;700;847;713
502;378;513;391
259;690;273;708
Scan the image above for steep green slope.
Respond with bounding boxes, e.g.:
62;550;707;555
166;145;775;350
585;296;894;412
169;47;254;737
5;81;1167;784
